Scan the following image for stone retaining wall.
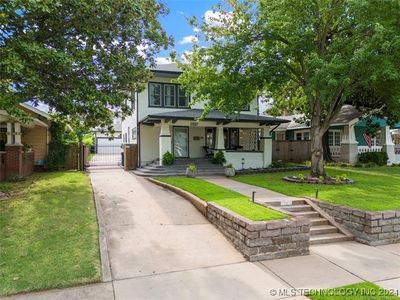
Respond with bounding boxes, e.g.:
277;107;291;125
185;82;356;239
310;199;400;246
207;203;310;261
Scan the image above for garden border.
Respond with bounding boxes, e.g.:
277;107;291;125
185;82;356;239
148;178;310;261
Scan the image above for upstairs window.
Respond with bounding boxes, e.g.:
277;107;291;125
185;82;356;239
178;86;190;108
164;85;176;107
149;83;162;106
148;82;190;108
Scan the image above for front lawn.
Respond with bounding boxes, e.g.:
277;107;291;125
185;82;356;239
234;166;400;211
0;171;100;296
157;177;287;221
307;282;399;299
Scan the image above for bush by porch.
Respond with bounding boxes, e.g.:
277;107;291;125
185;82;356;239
234;166;400;211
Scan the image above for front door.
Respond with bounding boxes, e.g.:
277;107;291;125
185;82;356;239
173;127;189;157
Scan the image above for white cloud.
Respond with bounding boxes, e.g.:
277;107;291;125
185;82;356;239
180;51;193;64
136;43;149;58
179;35;198;45
204;10;233;28
193;27;201;33
156;57;172;65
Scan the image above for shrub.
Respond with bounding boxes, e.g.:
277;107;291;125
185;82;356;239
354;162;363;168
364;162;378;168
358;152;388;166
187;163;197;173
271;160;286;168
225;163;233;168
162;151;175;165
212;150;226;165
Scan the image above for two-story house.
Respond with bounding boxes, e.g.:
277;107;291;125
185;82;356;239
121;63;288;173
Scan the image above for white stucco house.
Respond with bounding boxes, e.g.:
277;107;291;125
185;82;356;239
121;63;288;172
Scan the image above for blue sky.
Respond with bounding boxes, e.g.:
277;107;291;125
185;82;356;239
156;0;219;63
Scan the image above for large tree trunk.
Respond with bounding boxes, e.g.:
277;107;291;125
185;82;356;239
310;126;325;177
323;131;333;163
310;101;326;177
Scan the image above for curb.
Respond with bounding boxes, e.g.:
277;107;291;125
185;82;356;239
89;177;113;282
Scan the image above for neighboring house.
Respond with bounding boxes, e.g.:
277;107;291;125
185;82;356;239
273;105;400;164
121;63;288;170
0;103;50;181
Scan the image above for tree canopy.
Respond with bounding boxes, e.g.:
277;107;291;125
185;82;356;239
1;0;172;128
178;0;400;176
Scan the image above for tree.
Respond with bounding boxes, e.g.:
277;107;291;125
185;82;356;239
178;0;400;177
1;0;172;129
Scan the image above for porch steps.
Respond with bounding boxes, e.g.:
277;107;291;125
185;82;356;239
267;199;353;245
132;158;225;177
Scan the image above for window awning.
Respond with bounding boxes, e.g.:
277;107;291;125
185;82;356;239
140;109;290;126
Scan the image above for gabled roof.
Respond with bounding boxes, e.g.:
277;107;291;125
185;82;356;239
150;63;182;77
140;109;289;126
275;105;362;131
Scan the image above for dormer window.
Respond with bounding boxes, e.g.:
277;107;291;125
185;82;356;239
148;82;190;108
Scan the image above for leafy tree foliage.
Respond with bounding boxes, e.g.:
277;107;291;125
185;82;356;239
1;0;172;128
178;0;400;176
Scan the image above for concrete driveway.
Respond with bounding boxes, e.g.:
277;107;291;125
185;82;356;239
5;169;400;300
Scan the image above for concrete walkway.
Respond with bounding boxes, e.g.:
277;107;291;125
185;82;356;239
4;170;400;299
201;175;299;205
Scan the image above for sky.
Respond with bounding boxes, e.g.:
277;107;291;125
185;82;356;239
156;0;220;64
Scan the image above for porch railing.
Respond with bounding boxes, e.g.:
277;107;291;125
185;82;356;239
329;146;341;157
358;146;382;154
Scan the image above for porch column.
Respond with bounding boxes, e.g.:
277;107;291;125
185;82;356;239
6;122;13;145
340;122;358;164
382;126;395;165
159;121;171;166
261;126;272;168
14;122;22;145
215;125;225;150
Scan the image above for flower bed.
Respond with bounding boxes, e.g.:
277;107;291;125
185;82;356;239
283;175;354;185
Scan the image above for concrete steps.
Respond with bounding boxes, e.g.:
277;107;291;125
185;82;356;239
132;158;225;177
272;199;352;245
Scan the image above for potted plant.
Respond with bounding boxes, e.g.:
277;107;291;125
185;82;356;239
186;163;197;178
162;151;175;166
224;163;236;177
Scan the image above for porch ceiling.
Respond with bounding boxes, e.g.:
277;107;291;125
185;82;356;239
140;109;290;126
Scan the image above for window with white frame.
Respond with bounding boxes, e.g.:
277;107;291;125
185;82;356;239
131;127;137;140
294;130;310;141
149;82;190;108
178;86;190;107
149;83;162;106
373;131;381;146
164;84;176;107
328;130;341;146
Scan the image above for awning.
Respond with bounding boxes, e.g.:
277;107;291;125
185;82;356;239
140;109;289;126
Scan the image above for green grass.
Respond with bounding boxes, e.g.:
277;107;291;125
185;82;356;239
0;171;101;296
234;166;400;211
157;177;287;221
307;282;399;299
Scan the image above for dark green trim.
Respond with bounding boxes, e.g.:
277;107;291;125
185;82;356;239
148;82;190;109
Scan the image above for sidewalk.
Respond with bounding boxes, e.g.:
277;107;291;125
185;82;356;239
201;175;299;205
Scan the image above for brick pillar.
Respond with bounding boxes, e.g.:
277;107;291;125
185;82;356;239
5;145;23;178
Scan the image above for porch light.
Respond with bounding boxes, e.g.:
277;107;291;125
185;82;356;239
241;157;245;169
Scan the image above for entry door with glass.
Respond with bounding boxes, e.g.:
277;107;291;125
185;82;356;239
173;127;189;157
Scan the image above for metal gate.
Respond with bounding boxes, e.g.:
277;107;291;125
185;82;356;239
89;137;123;168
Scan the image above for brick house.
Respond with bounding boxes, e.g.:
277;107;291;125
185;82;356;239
0;104;50;181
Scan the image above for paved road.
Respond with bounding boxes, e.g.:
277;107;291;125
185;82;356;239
5;170;400;300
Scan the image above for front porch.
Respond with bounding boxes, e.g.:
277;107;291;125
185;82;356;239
329;123;400;164
139;109;288;170
0;108;49;181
